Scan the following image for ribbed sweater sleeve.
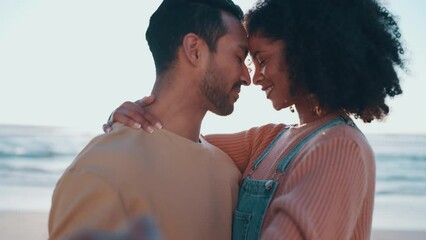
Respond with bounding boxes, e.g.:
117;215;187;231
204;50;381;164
261;137;371;240
205;124;286;173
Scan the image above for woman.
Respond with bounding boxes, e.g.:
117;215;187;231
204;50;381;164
104;0;405;239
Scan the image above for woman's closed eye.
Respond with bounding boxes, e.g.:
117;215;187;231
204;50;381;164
257;58;265;66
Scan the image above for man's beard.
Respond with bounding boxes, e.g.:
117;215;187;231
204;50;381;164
199;61;234;116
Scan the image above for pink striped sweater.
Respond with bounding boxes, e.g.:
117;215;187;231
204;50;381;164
206;113;375;240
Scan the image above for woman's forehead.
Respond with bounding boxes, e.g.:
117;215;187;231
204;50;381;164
248;36;284;52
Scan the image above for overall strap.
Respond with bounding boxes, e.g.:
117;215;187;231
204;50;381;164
275;116;353;173
251;128;289;171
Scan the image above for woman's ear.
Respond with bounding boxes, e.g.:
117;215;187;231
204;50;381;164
182;33;205;66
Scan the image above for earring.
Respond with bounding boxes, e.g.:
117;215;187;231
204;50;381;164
289;105;295;113
307;94;322;116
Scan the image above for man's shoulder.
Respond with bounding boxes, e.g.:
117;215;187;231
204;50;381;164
68;125;152;175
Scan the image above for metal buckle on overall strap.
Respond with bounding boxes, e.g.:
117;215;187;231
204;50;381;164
264;170;284;190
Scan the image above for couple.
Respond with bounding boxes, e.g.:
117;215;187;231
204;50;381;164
49;0;405;239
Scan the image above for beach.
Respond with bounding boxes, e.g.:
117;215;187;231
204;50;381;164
0;211;48;239
0;211;425;239
371;229;426;240
1;126;426;239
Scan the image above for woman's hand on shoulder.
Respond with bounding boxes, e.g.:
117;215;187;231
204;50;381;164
103;95;163;134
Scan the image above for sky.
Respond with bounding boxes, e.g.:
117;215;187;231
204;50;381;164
0;0;425;135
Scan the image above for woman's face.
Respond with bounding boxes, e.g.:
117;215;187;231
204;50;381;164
248;35;298;111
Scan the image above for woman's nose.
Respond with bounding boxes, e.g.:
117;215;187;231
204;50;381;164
252;67;265;85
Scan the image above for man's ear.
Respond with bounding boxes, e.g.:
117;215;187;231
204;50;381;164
182;33;205;66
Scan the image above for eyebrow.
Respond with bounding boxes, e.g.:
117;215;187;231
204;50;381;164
251;50;266;59
251;51;259;59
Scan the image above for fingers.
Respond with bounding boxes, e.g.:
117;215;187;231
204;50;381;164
103;110;116;133
132;108;163;132
133;96;163;132
111;102;141;129
106;99;162;134
103;123;113;133
135;95;156;107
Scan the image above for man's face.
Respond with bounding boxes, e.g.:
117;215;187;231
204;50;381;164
199;12;250;116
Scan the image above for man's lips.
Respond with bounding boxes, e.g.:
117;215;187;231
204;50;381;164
231;83;241;101
231;82;242;94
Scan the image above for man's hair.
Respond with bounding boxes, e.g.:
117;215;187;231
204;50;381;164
245;0;405;123
146;0;244;74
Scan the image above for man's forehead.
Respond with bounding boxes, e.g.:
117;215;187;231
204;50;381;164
216;38;248;58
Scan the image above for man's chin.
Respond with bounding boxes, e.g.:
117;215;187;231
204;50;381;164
211;105;234;116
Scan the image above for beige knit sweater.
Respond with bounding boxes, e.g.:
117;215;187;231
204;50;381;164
49;124;241;240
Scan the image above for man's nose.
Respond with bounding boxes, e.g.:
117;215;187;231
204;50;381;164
241;64;251;86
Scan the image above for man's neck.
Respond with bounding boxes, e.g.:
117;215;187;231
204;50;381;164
146;86;206;143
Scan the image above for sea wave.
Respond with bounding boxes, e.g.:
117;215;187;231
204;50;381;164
0;125;94;159
376;154;426;162
0;150;73;159
1;126;425;196
0;163;59;174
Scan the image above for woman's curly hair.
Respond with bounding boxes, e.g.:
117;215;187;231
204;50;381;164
245;0;405;122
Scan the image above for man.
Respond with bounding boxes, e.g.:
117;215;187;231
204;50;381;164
48;0;250;239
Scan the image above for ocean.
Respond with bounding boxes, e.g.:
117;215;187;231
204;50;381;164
0;125;425;231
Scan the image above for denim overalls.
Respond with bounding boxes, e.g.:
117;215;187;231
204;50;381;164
232;116;356;240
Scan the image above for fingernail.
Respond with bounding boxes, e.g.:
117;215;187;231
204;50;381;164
155;123;163;129
147;126;154;133
105;127;112;133
133;123;141;129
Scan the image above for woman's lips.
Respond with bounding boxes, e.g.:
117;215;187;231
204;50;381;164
263;85;274;98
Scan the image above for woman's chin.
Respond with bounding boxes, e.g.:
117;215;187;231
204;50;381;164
272;102;285;111
271;101;292;112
